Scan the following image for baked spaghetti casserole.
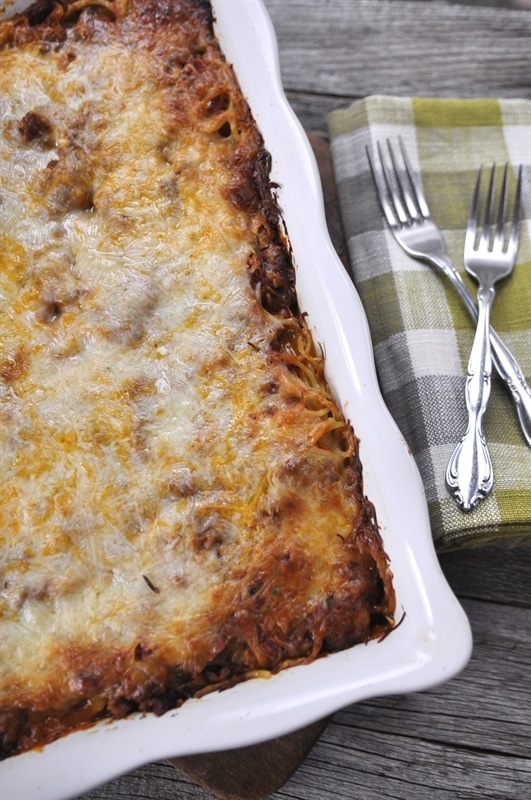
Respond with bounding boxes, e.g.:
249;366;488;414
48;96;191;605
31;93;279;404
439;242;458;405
0;0;396;759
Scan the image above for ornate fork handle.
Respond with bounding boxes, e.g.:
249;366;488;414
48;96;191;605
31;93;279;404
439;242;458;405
446;285;494;510
431;253;531;447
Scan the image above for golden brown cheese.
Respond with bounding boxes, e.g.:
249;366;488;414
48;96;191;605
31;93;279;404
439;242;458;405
0;0;395;759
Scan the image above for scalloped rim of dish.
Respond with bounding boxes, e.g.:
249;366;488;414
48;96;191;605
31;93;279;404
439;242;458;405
0;1;472;798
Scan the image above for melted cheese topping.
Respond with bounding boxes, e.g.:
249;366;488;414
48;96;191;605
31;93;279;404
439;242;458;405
0;0;395;758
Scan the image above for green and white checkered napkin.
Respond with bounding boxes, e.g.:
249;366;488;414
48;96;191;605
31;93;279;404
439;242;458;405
328;96;531;551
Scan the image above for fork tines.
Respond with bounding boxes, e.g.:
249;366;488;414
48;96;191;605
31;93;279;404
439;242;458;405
366;137;430;228
466;163;522;257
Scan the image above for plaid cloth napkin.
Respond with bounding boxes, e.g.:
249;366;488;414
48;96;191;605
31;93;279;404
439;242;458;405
328;96;531;551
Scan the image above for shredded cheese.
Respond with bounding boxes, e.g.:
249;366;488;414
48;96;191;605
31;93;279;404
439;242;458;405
0;0;395;759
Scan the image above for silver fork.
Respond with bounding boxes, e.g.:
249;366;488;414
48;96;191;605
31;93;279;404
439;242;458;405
367;139;531;453
446;164;522;509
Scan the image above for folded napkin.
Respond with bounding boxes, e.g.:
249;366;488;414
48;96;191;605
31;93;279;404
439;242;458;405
328;96;531;551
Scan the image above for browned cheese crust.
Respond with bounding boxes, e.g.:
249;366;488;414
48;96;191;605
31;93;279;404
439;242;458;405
0;0;396;760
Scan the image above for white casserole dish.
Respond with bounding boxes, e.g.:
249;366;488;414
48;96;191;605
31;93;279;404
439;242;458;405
0;1;473;798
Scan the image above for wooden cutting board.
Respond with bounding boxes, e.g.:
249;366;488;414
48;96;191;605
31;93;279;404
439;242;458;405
169;717;330;800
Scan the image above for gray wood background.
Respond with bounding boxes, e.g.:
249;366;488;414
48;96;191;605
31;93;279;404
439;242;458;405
265;0;531;134
78;0;531;798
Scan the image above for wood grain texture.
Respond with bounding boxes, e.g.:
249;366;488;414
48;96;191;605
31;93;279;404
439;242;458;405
75;1;531;798
263;0;531;132
440;539;531;607
263;0;531;97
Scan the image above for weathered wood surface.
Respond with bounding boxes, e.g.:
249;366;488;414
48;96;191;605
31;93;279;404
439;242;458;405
80;1;531;798
265;0;531;133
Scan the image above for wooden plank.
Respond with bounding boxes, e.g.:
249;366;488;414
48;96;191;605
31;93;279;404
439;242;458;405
82;762;211;799
439;539;531;607
262;0;531;101
284;736;530;800
410;0;531;8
